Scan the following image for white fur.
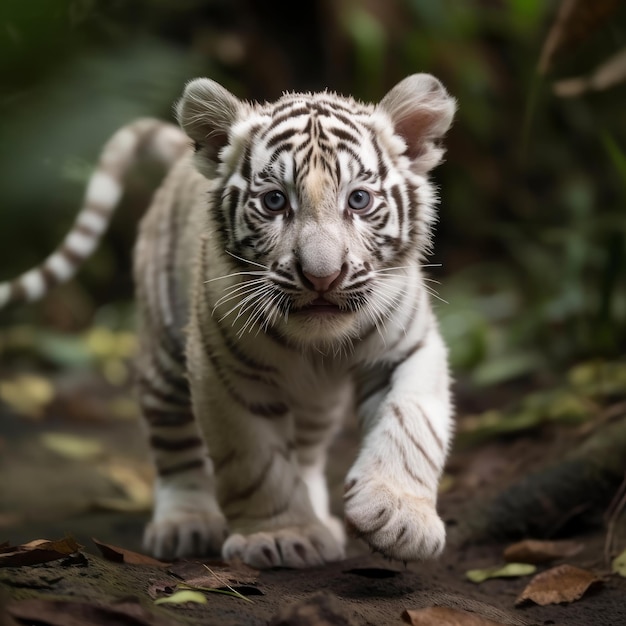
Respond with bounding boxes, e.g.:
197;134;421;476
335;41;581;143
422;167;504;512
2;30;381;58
85;171;122;208
78;209;109;235
20;269;46;301
66;230;99;258
44;252;75;282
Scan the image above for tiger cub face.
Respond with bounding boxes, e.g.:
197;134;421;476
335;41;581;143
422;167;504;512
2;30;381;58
177;76;455;345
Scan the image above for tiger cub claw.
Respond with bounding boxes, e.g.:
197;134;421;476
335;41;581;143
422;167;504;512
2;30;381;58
143;510;228;560
222;523;345;569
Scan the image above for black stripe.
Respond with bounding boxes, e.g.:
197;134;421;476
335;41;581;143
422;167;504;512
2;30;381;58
143;406;195;427
391;404;438;473
150;435;203;451
137;373;189;406
226;187;241;243
158;458;205;477
266;127;297;149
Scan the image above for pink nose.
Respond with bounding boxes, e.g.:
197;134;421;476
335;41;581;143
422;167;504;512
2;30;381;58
302;269;341;293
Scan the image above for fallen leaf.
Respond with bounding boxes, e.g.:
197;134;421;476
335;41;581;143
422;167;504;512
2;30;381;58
41;433;104;461
94;459;153;512
0;537;82;567
7;598;172;626
611;547;626;577
515;564;602;606
0;374;55;418
503;539;584;564
154;589;207;605
466;562;536;584
403;606;506;626
91;538;167;566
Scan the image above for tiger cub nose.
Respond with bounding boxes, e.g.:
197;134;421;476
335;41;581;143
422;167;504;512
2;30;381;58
302;268;342;293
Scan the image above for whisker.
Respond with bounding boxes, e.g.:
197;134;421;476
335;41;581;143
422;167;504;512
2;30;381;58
225;249;268;270
205;271;266;284
212;279;268;310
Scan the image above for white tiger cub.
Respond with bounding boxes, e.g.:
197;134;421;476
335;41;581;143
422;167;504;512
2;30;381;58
0;75;456;569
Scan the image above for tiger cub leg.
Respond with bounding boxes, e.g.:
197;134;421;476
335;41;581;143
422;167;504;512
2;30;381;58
137;343;227;560
294;387;352;548
344;330;452;562
187;346;344;569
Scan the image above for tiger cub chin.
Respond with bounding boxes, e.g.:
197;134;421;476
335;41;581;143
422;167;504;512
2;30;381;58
0;74;456;569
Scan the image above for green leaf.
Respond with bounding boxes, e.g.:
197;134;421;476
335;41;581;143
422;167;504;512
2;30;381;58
612;548;626;577
154;590;208;606
466;562;537;583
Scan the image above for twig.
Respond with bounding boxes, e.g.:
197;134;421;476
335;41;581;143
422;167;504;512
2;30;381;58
604;472;626;567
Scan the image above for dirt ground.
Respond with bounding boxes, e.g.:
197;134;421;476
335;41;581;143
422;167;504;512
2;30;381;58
1;371;625;626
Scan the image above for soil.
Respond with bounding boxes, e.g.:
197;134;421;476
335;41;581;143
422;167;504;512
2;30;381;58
1;373;625;626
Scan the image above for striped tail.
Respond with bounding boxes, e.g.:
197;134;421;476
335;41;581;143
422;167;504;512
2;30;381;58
0;118;190;309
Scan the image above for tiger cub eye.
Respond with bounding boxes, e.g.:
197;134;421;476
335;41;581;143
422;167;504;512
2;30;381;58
347;189;371;212
263;190;288;213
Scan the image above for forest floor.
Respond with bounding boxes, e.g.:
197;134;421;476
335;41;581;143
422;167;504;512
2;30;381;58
1;367;625;626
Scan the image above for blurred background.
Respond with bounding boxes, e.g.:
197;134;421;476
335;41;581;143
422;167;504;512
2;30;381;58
0;0;625;559
1;0;625;391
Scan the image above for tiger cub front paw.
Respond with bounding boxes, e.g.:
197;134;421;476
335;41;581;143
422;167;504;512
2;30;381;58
144;495;228;560
222;522;345;569
343;478;445;562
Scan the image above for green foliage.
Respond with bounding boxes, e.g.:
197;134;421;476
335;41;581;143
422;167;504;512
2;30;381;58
0;0;624;379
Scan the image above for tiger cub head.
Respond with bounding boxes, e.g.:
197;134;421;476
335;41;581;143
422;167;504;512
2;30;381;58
177;75;455;346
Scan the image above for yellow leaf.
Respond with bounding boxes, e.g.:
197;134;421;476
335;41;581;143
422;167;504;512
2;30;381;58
95;459;153;512
84;327;116;358
154;590;207;605
101;358;128;386
41;433;104;461
0;374;55;418
466;562;536;584
612;548;626;577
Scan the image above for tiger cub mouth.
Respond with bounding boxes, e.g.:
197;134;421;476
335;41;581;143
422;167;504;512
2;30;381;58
295;297;347;315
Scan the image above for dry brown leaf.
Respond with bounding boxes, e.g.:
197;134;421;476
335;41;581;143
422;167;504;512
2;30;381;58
7;598;172;626
503;539;584;564
515;564;602;606
539;0;620;73
403;606;506;626
91;538;167;566
0;537;82;567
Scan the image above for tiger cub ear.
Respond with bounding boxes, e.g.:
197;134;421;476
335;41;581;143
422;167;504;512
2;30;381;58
379;74;456;174
176;78;242;176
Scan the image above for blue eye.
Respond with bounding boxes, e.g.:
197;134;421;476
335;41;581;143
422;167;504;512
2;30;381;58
348;189;372;212
262;190;288;213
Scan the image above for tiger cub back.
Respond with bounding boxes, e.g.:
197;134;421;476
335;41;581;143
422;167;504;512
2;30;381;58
0;75;456;569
